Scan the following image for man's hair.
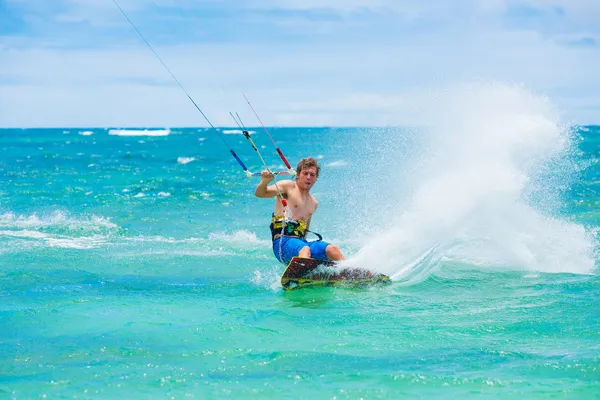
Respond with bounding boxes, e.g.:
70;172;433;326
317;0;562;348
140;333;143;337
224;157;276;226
296;157;320;177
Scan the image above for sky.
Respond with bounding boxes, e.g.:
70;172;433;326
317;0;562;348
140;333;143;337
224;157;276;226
0;0;599;127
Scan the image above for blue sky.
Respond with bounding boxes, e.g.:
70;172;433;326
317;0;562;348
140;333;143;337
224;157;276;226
0;0;598;127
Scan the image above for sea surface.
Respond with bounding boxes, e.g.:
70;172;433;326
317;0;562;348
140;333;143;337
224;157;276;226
1;106;599;397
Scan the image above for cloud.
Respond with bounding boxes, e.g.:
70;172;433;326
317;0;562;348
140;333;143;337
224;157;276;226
565;36;597;48
0;0;599;127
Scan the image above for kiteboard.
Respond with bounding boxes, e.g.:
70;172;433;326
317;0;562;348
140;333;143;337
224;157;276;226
280;257;391;290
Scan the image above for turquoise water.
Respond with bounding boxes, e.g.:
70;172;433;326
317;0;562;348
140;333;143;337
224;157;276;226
1;119;599;397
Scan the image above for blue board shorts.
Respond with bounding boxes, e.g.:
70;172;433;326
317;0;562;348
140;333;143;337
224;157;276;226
272;237;330;265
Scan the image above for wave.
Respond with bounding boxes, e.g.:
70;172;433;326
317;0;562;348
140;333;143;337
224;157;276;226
116;249;239;257
45;236;108;249
208;230;271;247
177;157;196;165
0;229;50;239
0;212;120;250
0;230;109;250
0;222;272;257
108;128;170;137
222;129;256;135
0;211;119;233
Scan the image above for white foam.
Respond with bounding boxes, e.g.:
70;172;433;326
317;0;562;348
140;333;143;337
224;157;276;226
78;130;94;136
209;230;271;248
350;82;596;277
177;157;196;165
0;211;118;232
108;129;170;137
122;249;237;257
251;266;284;291
125;236;202;244
0;212;119;251
158;192;171;197
46;236;106;249
0;230;50;239
0;229;108;250
222;129;256;135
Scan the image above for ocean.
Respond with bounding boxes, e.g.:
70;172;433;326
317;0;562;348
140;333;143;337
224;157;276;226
1;90;599;398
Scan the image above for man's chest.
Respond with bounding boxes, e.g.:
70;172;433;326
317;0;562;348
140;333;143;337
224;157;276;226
286;191;315;214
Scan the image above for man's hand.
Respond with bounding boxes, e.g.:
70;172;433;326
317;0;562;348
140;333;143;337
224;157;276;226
255;170;281;198
260;170;274;184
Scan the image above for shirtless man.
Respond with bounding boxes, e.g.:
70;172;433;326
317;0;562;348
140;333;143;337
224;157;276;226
255;157;345;265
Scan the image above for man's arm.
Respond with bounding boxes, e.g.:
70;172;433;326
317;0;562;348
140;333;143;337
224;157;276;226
255;171;290;198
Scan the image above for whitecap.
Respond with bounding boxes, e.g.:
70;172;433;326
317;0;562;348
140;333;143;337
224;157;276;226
0;230;50;239
108;129;170;137
222;129;256;135
46;236;106;249
0;212;118;232
177;157;196;165
125;236;202;244
209;230;271;247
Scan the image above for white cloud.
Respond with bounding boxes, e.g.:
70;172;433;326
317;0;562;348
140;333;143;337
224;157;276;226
1;0;599;127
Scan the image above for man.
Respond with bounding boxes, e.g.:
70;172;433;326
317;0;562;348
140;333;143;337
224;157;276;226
255;157;345;265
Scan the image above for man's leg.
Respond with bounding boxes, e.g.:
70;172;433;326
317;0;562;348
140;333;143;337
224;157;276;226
274;237;308;265
325;244;344;261
298;246;311;258
308;241;344;262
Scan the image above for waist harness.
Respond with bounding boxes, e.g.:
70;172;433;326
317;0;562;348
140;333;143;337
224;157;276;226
269;215;322;241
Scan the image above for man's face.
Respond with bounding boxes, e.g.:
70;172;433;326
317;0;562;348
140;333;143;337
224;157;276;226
297;167;318;189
